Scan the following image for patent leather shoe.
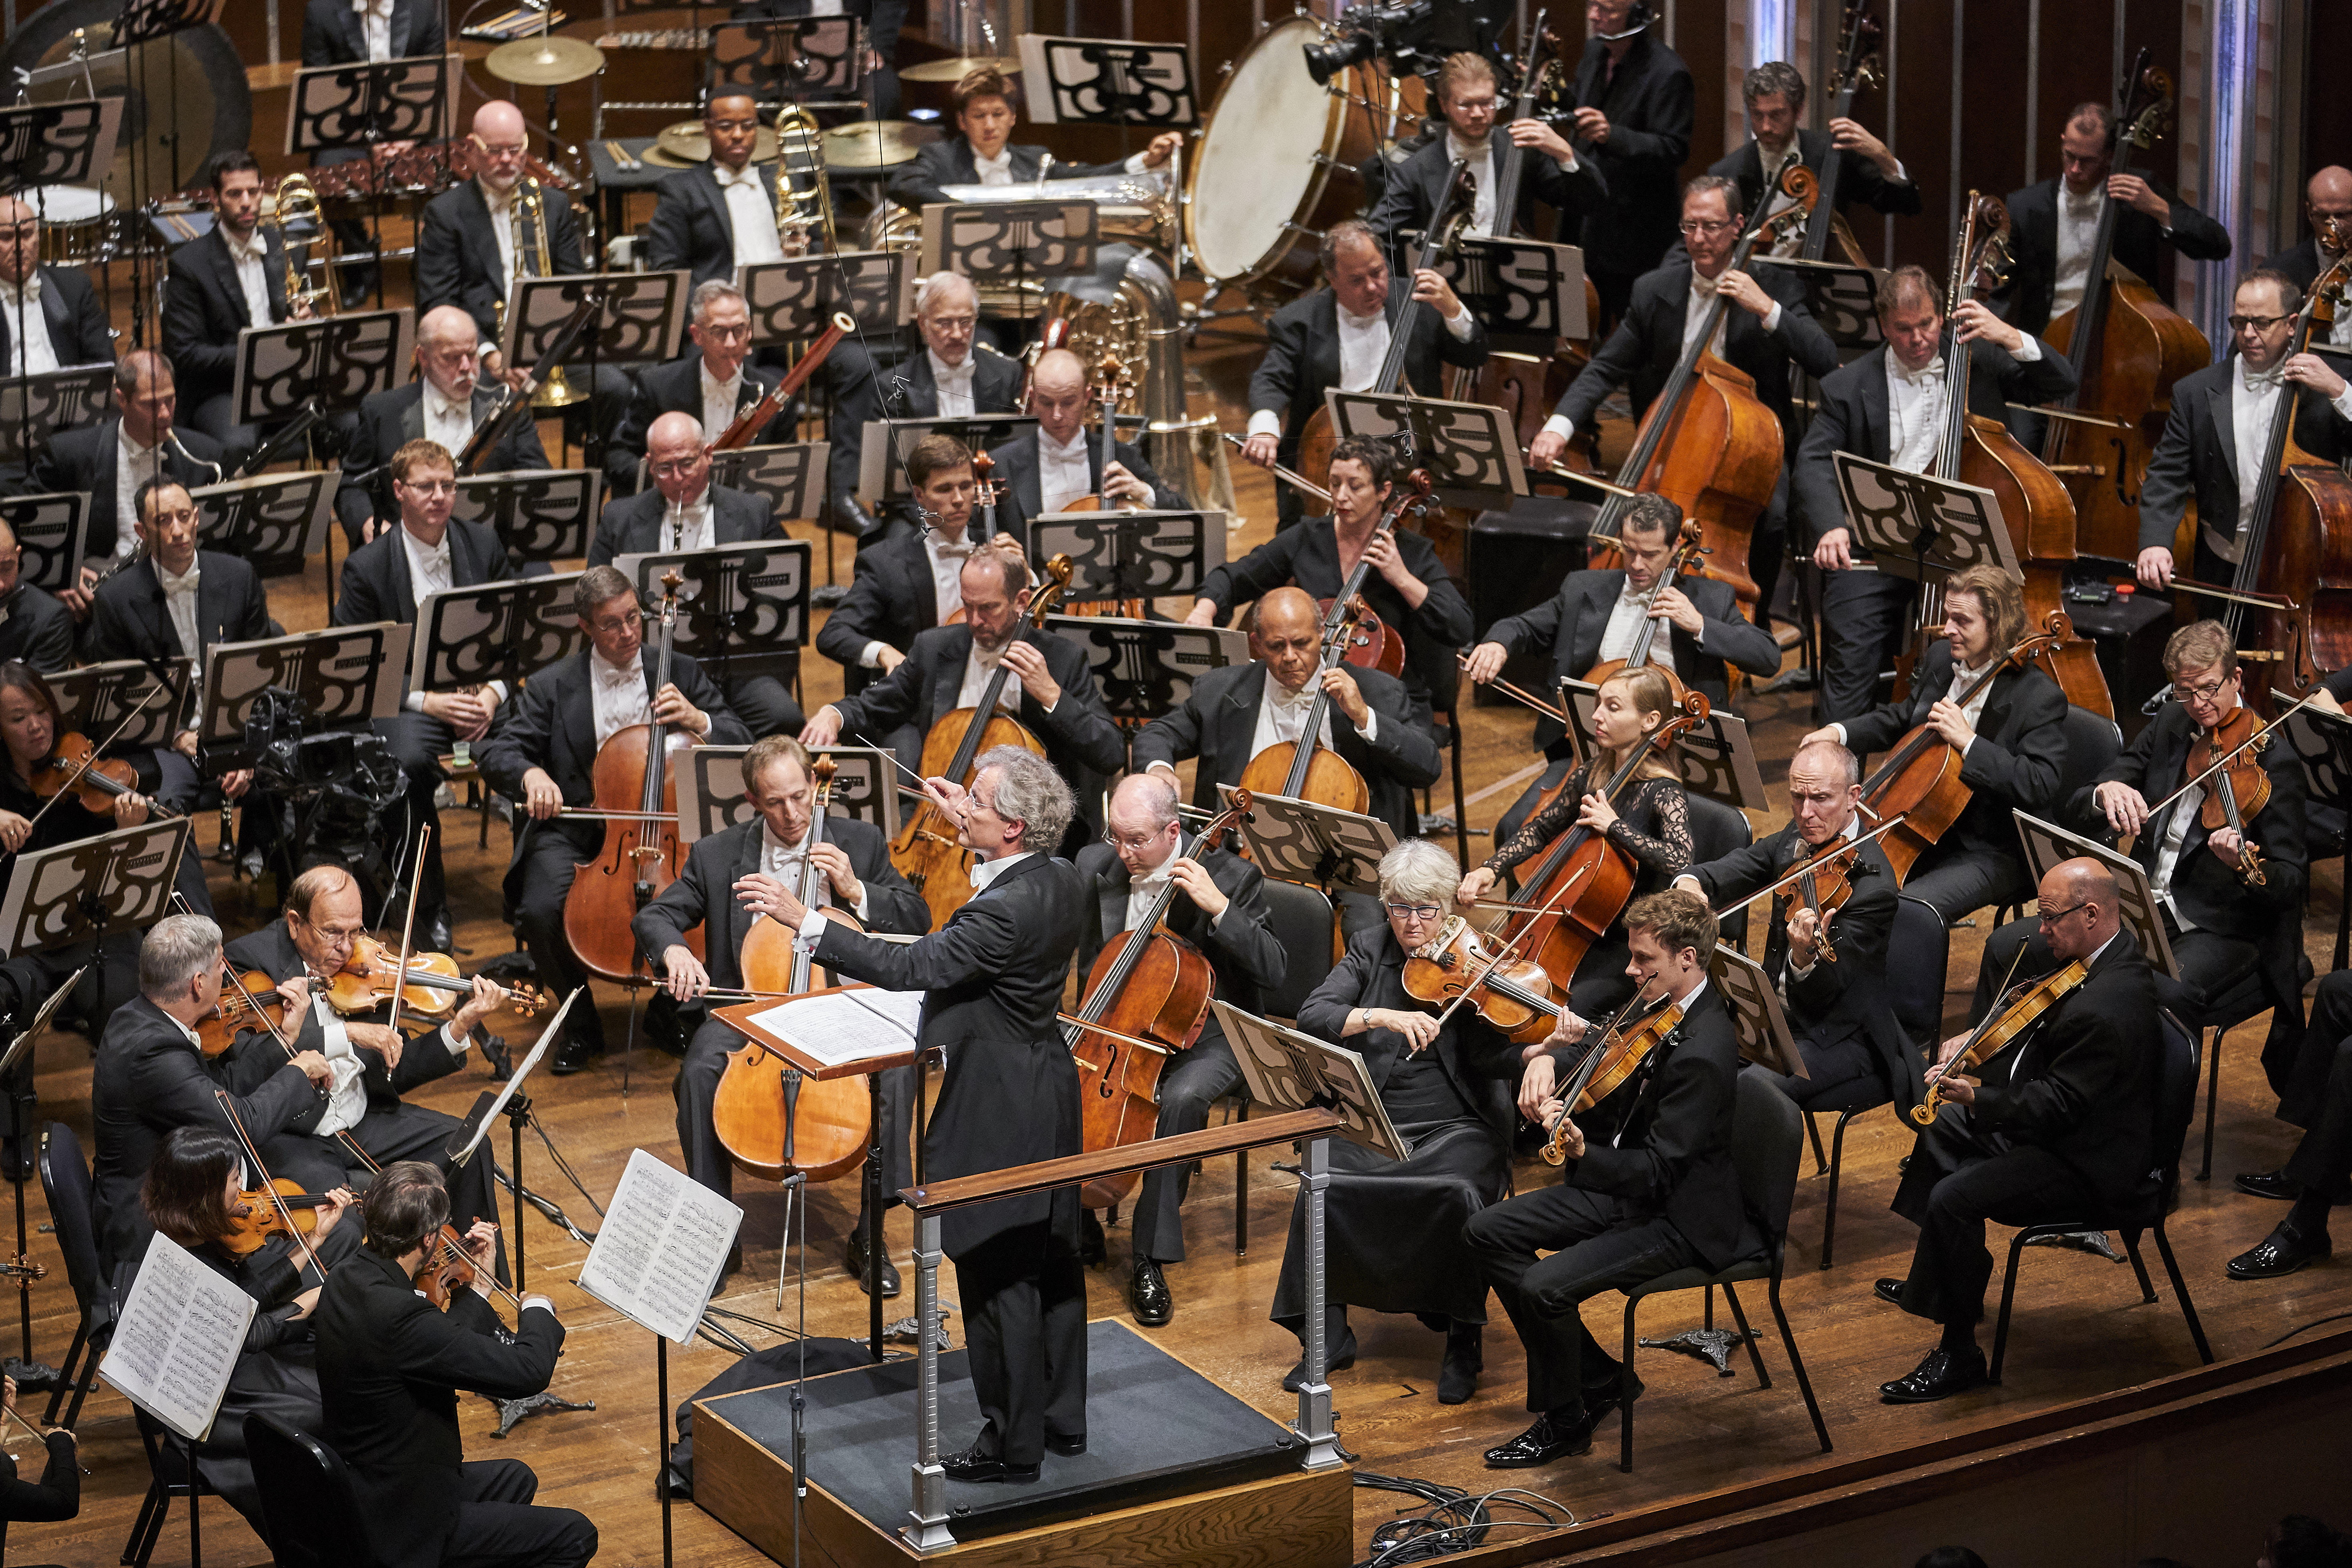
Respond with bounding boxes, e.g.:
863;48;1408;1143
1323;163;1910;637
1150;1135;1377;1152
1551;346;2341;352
1873;1277;1907;1306
1045;1433;1087;1457
1128;1258;1173;1326
1879;1343;1988;1404
1482;1403;1611;1468
1281;1331;1356;1392
2234;1169;2300;1202
2227;1222;2332;1281
846;1231;902;1297
939;1446;1039;1484
549;1038;604;1075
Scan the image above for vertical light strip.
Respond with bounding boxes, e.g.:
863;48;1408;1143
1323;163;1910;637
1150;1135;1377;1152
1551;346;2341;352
2025;0;2042;186
1748;0;1794;64
1666;0;1678;50
2199;0;2258;350
1881;0;1898;265
1948;0;1965;245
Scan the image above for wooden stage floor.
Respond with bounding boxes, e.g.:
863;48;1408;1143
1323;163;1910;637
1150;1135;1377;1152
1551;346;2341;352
12;281;2352;1568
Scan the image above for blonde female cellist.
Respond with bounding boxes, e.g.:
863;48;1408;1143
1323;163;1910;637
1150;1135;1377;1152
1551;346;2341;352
1455;666;1692;1019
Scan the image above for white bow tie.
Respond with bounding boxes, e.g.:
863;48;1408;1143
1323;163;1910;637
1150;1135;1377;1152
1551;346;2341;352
430;396;469;422
2244;366;2286;390
226;235;265;266
1338;306;1384;331
0;276;40;305
1895;356;1945;386
714;163;763;188
1268;682;1316;714
935;359;974;385
160;564;201;595
931;537;974;559
353;0;391;14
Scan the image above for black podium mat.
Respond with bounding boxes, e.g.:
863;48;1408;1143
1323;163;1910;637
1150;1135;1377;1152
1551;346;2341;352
698;1319;1306;1540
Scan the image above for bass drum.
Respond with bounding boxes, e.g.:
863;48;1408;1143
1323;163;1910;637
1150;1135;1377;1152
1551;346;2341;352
1184;18;1416;294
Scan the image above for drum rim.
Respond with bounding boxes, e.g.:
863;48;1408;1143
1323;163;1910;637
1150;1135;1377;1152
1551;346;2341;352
1182;15;1348;290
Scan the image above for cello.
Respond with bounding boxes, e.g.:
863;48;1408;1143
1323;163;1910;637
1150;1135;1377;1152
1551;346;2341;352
1058;355;1149;618
888;555;1077;929
1061;789;1253;1208
563;570;701;982
711;755;874;1184
2035;55;2212;569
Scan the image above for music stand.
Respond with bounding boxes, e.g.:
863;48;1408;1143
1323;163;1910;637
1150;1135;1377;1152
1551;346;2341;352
674;744;897;843
0;820;191;1035
187;472;335;579
230;309;413;475
0;494;91;594
0;967;80;1392
708;443;829;522
857;415;1037;512
1558;678;1768;811
285;54;459;313
1833;453;2022;585
48;660;193;751
451;470;600;564
198;623;412;770
2011;811;2180;980
1043;615;1247;729
1325;390;1530;511
1435;238;1590;345
742;253;906;342
611;539;813;703
0;98;120;197
1016;35;1199;128
111;0;224;45
706;15;863;104
1753;259;1884;353
411;576;586;699
917;202;1099;325
1028;509;1225;608
1227;789;1395;908
501;274;690;480
0;369;114;472
1710;948;1806;1076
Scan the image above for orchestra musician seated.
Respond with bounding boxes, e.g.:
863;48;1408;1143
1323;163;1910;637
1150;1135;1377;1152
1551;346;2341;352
477;566;753;1074
1456;667;1692;1019
983;347;1186;536
885;66;1177;214
1365;50;1608;254
415;100;586;391
0;189;114;491
1709;62;1920;240
312;1162;597;1568
586;411;801;739
606;281;796;497
2260;166;2352;312
0;521;74;674
800;545;1123;850
633;735;930;1288
1073;774;1287;1327
825;272;1023;537
1468;890;1751;1465
1875;859;2160;1404
814;434;1029;701
2228;964;2352;1281
1191;437;1474;735
2134;269;2352;593
1802;565;2066;925
1674;738;1917;1113
1135;586;1442;845
297;0;445;307
1464;493;1780;846
1796;265;2077;722
336;305;550;548
1276;839;1524;1406
643;94;789;293
162;151;309;462
1529;174;1840;621
1233;222;1488;532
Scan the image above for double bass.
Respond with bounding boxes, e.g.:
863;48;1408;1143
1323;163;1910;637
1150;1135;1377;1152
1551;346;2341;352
1059;355;1149;618
888;555;1077;929
1778;1;1884;270
1580;516;1705;701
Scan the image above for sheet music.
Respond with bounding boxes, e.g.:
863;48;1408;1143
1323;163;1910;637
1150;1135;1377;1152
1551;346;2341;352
99;1233;257;1442
744;986;924;1068
578;1149;744;1345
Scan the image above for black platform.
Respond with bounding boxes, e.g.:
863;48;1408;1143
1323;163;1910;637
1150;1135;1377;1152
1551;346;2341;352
698;1319;1308;1541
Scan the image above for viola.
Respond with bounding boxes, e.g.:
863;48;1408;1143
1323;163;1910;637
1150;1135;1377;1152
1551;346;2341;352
1581;517;1705;702
199;968;289;1058
32;732;177;822
1062;791;1252;1207
565;570;701;982
1402;914;1573;1046
210;1090;331;1288
713;756;874;1184
888;555;1077;930
221;1179;337;1257
1543;987;1686;1159
325;934;546;1019
2143;703;2280;888
1912;957;2089;1125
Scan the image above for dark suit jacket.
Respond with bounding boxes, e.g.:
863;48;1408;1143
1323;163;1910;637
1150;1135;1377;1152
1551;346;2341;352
224;921;470;1103
632;812;928;989
983;427;1185;539
37;419;227;567
824;332;1025;531
811;852;1089;1253
332;516;517;628
313;1247;564;1568
607;351;794;493
884;138;1127;212
1840;640;2068;859
90;994;327;1271
814;524;1034;698
1074;836;1289;1026
1793;339;2081;550
2261;235;2332;294
1482;567;1781;748
1968;932;2162;1203
1196;517;1476;719
832;623;1125;850
83;549;275;724
1299;924;1519;1141
585;480;780;569
335;381;552;539
1996;174;2232;337
1554;255;1839;441
415;178;587;348
1365;126;1610;251
0;584;76;673
162;225;299;406
301;0;442;67
1564;30;1695;275
2136;356;2352;555
1129;660;1442;841
1685;823;1919;1105
1246;280;1491;473
0;265;112;377
644;162;782;290
1706;128;1922;225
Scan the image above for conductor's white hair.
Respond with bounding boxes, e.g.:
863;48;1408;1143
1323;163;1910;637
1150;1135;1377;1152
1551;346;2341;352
1379;839;1460;909
976;746;1073;853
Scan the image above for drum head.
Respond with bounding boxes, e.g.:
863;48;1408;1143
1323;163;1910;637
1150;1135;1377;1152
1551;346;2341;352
1184;17;1345;287
24;186;114;225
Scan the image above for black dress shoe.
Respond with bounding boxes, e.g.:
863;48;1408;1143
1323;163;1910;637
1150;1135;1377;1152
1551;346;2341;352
939;1447;1040;1484
1128;1258;1173;1327
1281;1331;1357;1392
1079;1208;1107;1267
1482;1403;1613;1468
1437;1324;1482;1406
549;1038;605;1075
1879;1343;1988;1404
1045;1433;1086;1457
2227;1221;2332;1280
2235;1169;2300;1201
1873;1277;1907;1306
846;1232;902;1297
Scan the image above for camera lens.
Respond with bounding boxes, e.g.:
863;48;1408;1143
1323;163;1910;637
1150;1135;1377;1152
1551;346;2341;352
1302;30;1377;87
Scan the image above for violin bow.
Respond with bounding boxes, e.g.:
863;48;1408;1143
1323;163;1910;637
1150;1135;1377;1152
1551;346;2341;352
212;1089;330;1286
20;680;166;835
1921;943;2031;1097
0;1398;89;1475
1706;816;1909;919
1456;652;1568;724
1425;856;1599;1031
1544;975;1667;1148
2143;689;2328;820
385;824;431;1039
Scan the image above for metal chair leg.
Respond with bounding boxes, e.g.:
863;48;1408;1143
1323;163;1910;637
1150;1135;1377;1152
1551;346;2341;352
1803;1111;1828;1176
2121;1230;2157;1303
2198;1026;2224;1181
1233;1100;1249;1257
1768;1272;1833;1454
1988;1230;2033;1384
1819;1108;1860;1271
2151;1220;2216;1365
1620;1297;1639;1474
1719;1281;1770;1388
1446;710;1470;872
41;1321;86;1425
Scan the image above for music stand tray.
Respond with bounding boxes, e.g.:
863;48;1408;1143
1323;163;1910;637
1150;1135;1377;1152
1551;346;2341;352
451;470;600;564
2011;810;2181;980
411;575;587;699
1015;35;1199;128
0;369;114;468
200;622;412;769
1436;238;1589;344
502;273;691;373
1227;790;1394;900
858;416;1038;511
0;493;91;594
709;444;829;523
611;539;814;690
1710;948;1807;1077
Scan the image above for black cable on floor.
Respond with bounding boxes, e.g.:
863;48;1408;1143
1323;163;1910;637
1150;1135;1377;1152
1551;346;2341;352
2260;1309;2352;1351
1351;1472;1576;1566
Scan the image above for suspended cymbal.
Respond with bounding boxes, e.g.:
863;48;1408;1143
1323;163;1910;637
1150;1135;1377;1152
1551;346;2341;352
900;54;1022;84
642;120;782;168
820;119;932;170
486;35;606;86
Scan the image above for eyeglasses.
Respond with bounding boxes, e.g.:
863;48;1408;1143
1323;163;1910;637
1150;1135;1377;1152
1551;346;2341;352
399;479;457;496
697;321;750;342
1384;901;1444;922
1449;96;1498;113
2227;313;2292;331
1678;218;1735;236
922;314;978;333
296;912;366;945
1101;828;1170;852
476;140;528;158
2172;673;2232;704
585;610;642;635
648;456;708;479
2035;899;2092;926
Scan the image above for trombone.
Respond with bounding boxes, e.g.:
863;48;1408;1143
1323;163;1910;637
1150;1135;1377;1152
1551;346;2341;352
773;106;836;255
511;178;587;410
269;172;335;317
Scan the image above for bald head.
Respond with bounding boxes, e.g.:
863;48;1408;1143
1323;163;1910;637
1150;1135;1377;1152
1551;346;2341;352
647;412;712;506
2038;856;2121;960
1029;347;1091;443
416;305;481;401
471;101;528;192
2310;166;2352;252
1259;586;1319;639
0;196;35;287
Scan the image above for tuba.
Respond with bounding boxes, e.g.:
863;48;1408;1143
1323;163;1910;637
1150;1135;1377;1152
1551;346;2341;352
269;172;334;317
511;178;586;410
773;106;836;256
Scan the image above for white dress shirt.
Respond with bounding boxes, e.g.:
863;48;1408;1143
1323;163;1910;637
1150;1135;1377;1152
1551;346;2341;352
663;488;715;551
956;640;1030;712
114;429;164;560
1595;582;1678;674
354;0;393;59
397;524;509;712
700;360;745;444
483;181;518;294
158;558;203;675
423;385;475;458
1448;133;1498;237
0;277;59;378
928;348;976;416
1038;427;1095;514
2147;772;2201;931
1121;839;1227;932
2050;181;2104;319
758;819;872;921
2215;356;2352;561
1253;298;1477;439
714;162;784;269
589;646;653;749
966;849;1035;893
1885;349;1950;475
1244;675;1376;760
1828;651;1994;754
972;148;1015;186
858;526;973;668
222;227;275;330
302;981;471;1138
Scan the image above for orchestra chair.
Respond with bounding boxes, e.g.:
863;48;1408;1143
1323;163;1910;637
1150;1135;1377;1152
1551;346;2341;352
2298;748;2350;970
1991;704;2123;929
1986;1008;2214;1383
245;1412;382;1568
1215;877;1339;1257
1615;1072;1831;1474
36;1123;110;1430
125;1407;207;1568
1428;669;1473;871
2178;964;2271;1184
1806;893;1946;1271
1684;794;1754;950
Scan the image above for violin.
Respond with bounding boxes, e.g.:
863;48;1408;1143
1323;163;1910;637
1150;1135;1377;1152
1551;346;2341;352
2139;701;2289;888
1773;839;1864;965
1062;791;1252;1207
712;756;874;1184
1402;913;1574;1046
1543;987;1687;1160
329;935;547;1018
221;1179;339;1257
1581;517;1705;702
1911;957;2090;1125
413;1221;526;1313
565;570;702;982
32;732;176;822
199;968;289;1058
888;554;1076;930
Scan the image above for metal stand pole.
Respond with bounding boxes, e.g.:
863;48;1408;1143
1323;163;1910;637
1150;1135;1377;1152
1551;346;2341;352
485;1089;594;1438
4;1065;59;1393
506;1091;531;1288
657;1333;674;1568
864;1068;886;1358
1295;1135;1341;1470
901;1208;953;1553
